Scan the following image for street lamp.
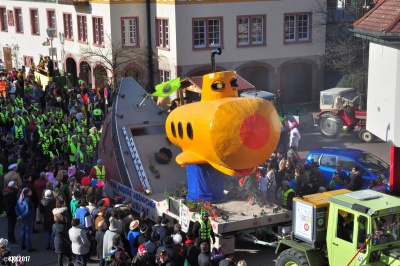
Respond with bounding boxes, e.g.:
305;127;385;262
46;28;55;60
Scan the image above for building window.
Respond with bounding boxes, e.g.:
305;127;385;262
122;17;138;47
15;8;23;33
47;10;56;30
63;13;73;40
284;13;310;43
93;17;104;46
156;18;169;49
30;9;39;35
0;7;7;31
237;15;265;46
193;18;222;49
77;15;87;42
158;70;170;83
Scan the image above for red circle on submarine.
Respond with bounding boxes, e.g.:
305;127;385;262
239;114;270;149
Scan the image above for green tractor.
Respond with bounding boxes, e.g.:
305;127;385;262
276;189;400;266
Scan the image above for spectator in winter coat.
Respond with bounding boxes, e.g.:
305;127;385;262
53;213;73;266
155;218;172;245
127;220;141;256
289;122;301;151
198;242;212;266
348;166;363;191
15;188;36;252
156;249;175;266
69;218;91;266
3;163;22;188
135;224;150;248
132;244;156;266
156;236;180;266
95;221;107;266
102;217;120;259
172;234;186;266
308;162;325;193
185;241;200;266
218;255;236;266
144;230;161;255
2;181;19;244
34;172;47;202
39;189;56;249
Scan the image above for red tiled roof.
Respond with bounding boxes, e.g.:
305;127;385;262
182;73;255;93
354;0;400;35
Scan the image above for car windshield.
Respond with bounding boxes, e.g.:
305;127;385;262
356;154;389;173
372;214;400;246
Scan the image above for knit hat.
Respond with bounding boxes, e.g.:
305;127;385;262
103;198;110;206
96;180;105;188
109;217;119;232
173;234;182;245
0;238;8;248
81;176;90;187
161;217;169;226
282;180;290;187
129;220;139;230
97;159;103;164
138;244;147;256
89;179;98;187
44;189;52;198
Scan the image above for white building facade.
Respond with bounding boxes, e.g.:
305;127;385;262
0;0;326;103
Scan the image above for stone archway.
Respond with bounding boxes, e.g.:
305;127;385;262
66;57;77;86
280;62;313;103
94;65;108;89
237;66;271;92
79;62;91;87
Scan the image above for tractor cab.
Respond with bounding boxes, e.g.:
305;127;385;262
320;87;365;112
276;190;400;266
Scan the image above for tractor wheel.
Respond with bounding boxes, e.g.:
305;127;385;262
319;113;342;138
359;129;375;143
276;248;309;266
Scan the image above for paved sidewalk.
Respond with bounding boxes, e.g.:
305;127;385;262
0;216;101;265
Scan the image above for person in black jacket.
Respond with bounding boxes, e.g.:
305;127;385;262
132;244;156;266
39;189;56;249
156;236;179;266
2;181;18;245
197;242;211;266
52;213;72;266
348;166;363;191
308;162;325;193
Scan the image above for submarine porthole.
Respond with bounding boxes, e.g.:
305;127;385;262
178;122;183;139
171;122;176;138
187;123;193;140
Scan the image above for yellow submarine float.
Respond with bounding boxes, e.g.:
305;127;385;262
99;48;291;252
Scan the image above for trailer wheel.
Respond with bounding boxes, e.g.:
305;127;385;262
319;113;342;138
276;248;309;266
359;129;375;143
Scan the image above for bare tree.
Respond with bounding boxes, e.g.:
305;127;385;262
80;35;157;91
312;0;374;92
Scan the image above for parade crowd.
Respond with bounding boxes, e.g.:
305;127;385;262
0;67;251;266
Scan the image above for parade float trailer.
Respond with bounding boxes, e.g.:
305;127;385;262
100;71;292;254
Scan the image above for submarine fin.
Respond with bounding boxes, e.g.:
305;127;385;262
176;151;207;166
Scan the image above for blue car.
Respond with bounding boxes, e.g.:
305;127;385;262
304;147;390;190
